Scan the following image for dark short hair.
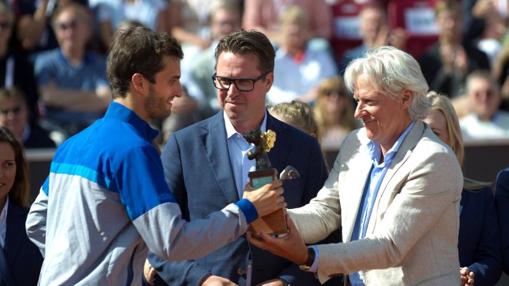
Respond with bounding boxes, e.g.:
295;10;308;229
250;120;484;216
0;127;29;207
107;26;183;98
214;30;275;74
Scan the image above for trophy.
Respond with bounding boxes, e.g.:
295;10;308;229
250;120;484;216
243;129;288;237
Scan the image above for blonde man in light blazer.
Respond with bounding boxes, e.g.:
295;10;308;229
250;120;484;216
249;46;464;285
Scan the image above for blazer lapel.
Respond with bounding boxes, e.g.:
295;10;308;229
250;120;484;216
342;132;373;242
266;114;289;173
366;122;426;235
203;112;239;202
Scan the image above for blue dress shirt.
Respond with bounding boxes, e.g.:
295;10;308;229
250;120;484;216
349;122;415;286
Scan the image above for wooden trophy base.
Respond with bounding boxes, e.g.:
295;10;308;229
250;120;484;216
248;168;288;237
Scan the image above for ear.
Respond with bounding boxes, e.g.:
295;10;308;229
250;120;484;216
263;71;274;92
131;73;147;95
401;90;413;108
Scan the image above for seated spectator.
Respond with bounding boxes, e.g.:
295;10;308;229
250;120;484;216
35;3;111;136
266;5;336;105
187;0;241;113
419;0;490;99
0;87;55;148
15;0;88;53
0;127;43;285
90;0;170;49
476;10;505;65
385;0;437;59
313;76;357;152
0;2;39;124
459;70;509;140
339;3;407;74
269;100;318;137
242;0;332;47
161;0;242;143
424;91;502;286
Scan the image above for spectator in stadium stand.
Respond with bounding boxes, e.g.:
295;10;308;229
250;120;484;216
0;2;39;124
242;0;332;48
459;70;509;141
266;5;337;105
0;87;55;148
419;0;490;99
34;3;111;136
338;3;407;74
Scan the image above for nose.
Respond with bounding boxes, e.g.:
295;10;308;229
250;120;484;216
354;102;364;119
226;82;240;98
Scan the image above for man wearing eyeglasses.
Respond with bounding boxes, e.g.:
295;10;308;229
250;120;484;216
146;30;337;286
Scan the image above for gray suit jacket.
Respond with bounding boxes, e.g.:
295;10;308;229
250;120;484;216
289;121;463;285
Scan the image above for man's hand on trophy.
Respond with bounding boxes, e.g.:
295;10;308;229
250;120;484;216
243;180;286;217
247;216;308;265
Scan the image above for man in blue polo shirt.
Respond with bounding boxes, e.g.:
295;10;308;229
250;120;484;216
25;25;285;285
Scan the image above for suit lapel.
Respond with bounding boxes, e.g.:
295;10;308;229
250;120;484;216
203;112;239;202
366;122;425;235
342;140;372;242
266;115;289;173
5;204;23;265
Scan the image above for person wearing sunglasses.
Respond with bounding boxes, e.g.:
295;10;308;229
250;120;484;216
34;3;111;137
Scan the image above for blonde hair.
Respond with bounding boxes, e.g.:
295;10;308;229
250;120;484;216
314;76;356;132
426;91;464;165
269;101;318;137
279;5;309;27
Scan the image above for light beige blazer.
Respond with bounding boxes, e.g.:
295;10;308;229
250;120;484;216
289;121;463;285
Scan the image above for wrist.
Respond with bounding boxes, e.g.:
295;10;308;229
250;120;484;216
298;247;315;271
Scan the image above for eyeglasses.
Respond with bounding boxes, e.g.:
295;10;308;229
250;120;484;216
0;105;21;116
212;72;268;92
0;21;11;31
56;20;78;31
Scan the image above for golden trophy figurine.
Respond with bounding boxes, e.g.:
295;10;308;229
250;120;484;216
243;129;288;237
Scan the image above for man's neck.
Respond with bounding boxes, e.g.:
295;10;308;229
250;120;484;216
114;97;148;122
228;113;265;134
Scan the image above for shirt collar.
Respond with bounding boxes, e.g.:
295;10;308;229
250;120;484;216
224;110;268;139
105;102;159;142
367;121;416;166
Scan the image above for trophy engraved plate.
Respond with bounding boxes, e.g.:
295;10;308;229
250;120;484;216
244;129;288;237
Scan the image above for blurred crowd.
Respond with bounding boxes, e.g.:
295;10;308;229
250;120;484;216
0;0;507;151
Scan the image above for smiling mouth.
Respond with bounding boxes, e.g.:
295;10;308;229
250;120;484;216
362;118;375;125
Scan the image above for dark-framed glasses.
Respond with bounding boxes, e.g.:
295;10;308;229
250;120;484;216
212;72;268;92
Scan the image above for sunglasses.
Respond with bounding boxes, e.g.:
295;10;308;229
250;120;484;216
322;90;345;97
56;20;79;31
0;105;22;116
0;21;11;31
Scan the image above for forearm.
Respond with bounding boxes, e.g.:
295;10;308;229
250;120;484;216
26;191;48;256
133;201;253;261
41;87;110;112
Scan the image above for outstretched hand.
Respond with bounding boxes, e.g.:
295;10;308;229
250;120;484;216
247;215;308;265
242;180;286;217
